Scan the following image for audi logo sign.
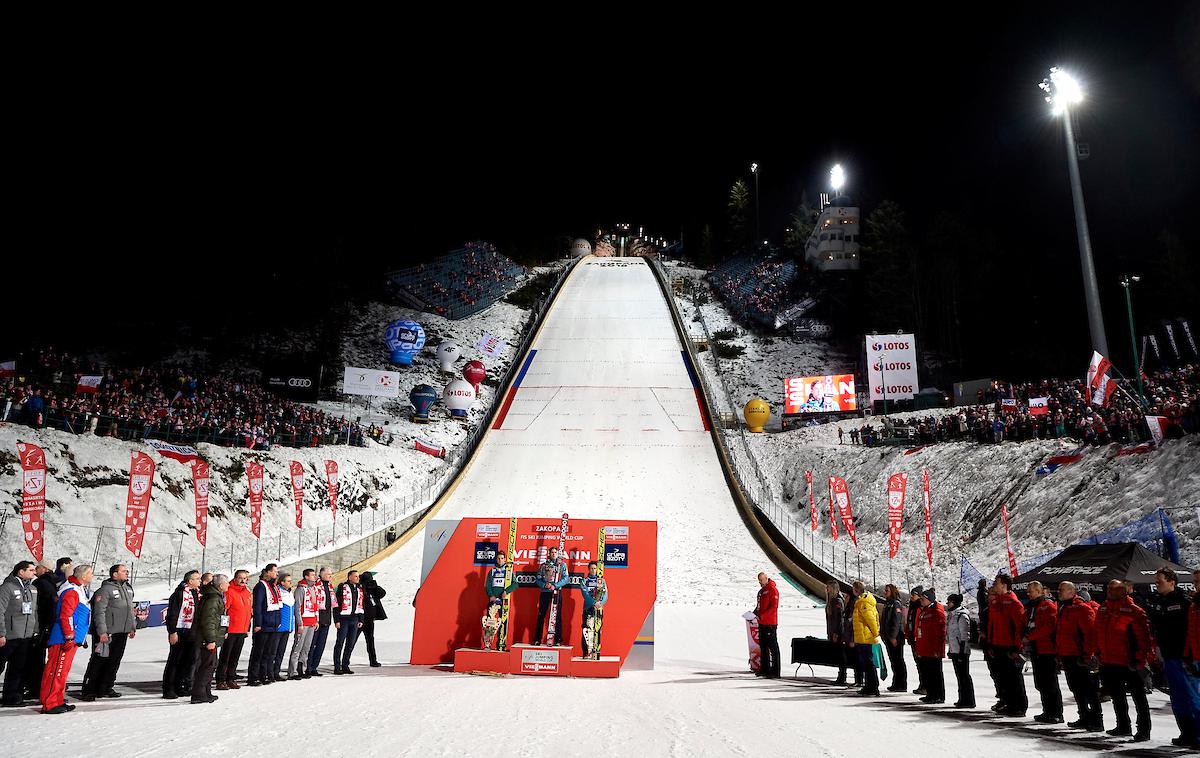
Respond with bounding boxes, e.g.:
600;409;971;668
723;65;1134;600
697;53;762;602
264;371;322;400
288;378;313;387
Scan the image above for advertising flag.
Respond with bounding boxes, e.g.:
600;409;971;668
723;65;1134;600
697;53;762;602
192;460;209;547
289;461;305;528
922;470;933;569
125;452;156;558
16;442;47;561
247;461;264;539
1002;503;1019;577
886;473;907;559
325;460;339;524
806;471;817;532
830;476;857;546
828;477;839;541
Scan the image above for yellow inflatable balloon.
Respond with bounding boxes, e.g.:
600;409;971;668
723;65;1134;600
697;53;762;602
743;398;770;433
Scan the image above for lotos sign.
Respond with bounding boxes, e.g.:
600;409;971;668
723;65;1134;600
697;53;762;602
864;332;919;401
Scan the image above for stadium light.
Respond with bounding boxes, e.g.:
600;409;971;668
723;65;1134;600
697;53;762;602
830;164;845;194
1120;274;1147;408
1038;65;1109;357
750;162;760;242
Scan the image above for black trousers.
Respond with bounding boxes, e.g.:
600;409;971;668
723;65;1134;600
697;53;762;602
362;618;378;665
1061;655;1102;723
1101;664;1150;734
307;624;331;671
81;633;129;696
856;644;878;692
163;630;195;696
990;647;1028;710
216;632;245;683
535;592;563;644
918;657;946;701
23;628;49;696
271;631;289;679
1032;653;1063;717
950;653;975;706
759;625;780;678
247;629;276;683
0;637;31;705
884;639;907;689
910;634;924;689
191;646;217;701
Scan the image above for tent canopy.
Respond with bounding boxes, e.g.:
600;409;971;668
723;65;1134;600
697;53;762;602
1012;542;1193;599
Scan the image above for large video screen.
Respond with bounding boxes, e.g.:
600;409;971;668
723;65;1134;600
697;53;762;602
784;374;857;414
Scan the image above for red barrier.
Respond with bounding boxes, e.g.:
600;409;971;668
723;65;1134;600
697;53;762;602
411;517;657;666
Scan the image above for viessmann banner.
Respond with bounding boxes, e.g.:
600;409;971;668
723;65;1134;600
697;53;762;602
342;366;401;398
864;333;919;401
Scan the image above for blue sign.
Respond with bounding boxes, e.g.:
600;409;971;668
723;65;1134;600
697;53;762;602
409;384;439;422
604;544;629;568
473;541;499;566
385;320;426;365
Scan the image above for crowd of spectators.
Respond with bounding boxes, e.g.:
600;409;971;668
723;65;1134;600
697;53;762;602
385;242;525;320
848;365;1198;449
707;254;799;327
0;348;369;449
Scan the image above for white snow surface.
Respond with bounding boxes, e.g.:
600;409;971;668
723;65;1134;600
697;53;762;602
4;256;1194;756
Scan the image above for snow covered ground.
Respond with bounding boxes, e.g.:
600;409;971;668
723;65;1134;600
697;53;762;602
4;256;1196;756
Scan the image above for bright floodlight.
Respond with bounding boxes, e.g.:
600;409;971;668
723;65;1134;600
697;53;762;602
1039;67;1084;115
750;162;758;173
830;163;845;192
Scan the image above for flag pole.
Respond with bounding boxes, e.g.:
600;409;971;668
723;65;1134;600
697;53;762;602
1105;364;1148;410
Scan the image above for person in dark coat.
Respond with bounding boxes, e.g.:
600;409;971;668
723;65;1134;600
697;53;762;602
247;564;282;686
80;564;136;700
908;586;925;695
163;571;201;698
0;562;39;707
1148;567;1200;748
841;589;860;688
825;582;848;685
190;575;228;704
25;562;58;697
359;572;388;668
880;584;907;692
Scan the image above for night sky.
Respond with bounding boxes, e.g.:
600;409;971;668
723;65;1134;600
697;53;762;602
6;6;1198;377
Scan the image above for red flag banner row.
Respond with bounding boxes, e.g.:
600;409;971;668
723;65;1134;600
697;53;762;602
192;460;210;548
830;475;857;546
1002;503;1019;577
806;471;817;532
289;461;305;528
922;470;934;569
886;473;907;559
124;452;156;558
246;461;265;539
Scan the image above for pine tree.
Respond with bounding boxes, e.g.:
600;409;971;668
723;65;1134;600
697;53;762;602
862;200;917;332
726;179;751;254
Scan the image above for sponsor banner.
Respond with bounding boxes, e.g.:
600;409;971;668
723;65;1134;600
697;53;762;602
886;473;907;560
519;648;560;674
743;611;761;673
784;374;857;414
806;471;817;532
125;452;156;558
476;522;502;539
76;375;103;394
263;362;321;402
325;460;339;523
602;524;630;567
246;461;264;538
923;470;934;569
1146;415;1168;447
1147;334;1162;361
831;475;857;546
1178;318;1198;357
144;439;201;464
1002;504;1019;577
864;333;918;401
342;366;402;398
477;333;507;360
828;477;839;541
16;442;47;561
1162;320;1181;361
1028;397;1049;417
192;460;209;547
473;541;500;566
289;461;305;528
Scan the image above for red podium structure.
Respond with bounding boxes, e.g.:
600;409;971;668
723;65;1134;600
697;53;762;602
414;517;657;678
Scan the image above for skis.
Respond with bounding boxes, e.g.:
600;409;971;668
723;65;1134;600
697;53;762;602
496;516;517;651
544;512;569;646
588;525;605;659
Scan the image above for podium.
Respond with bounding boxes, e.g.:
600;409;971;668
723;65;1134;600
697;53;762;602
452;644;621;678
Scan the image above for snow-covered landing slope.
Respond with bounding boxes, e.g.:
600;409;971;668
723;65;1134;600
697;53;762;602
374;256;812;644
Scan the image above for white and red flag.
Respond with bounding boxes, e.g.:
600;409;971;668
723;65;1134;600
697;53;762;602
886;473;907;559
1145;415;1168;446
1028;397;1049;416
192;460;209;547
246;461;264;538
16;442;47;561
76;375;103;394
1002;503;1019;577
125;452;156;558
922;470;934;569
830;476;857;546
1086;351;1117;407
325;460;339;523
0;360;16;378
289;461;305;528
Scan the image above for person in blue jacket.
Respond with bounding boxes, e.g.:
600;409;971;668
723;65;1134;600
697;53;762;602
40;565;93;714
271;573;295;681
580;561;608;658
246;564;282;686
534;547;570;645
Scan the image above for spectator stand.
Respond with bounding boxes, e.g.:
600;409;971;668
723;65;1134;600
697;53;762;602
384;241;527;321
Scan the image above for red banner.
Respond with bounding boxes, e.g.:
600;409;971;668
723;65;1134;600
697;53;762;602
831;476;857;546
192;460;209;547
827;476;839;541
886;473;907;559
806;471;817;532
16;442;47;561
125;452;155;558
289;461;305;528
922;469;933;569
247;461;264;539
325;460;339;523
1002;503;1019;577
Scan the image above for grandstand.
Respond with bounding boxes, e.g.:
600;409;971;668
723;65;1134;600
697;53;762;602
384;241;526;320
706;251;800;328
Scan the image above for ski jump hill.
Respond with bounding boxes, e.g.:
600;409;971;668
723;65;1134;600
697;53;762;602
372;255;817;669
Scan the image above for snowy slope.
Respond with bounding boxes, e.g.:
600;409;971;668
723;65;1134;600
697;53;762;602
372;255;814;630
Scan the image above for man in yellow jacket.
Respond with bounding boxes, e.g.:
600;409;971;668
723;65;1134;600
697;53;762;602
850;581;881;697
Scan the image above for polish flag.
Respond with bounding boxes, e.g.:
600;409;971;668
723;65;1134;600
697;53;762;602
0;361;15;378
1028;397;1049;416
76;375;103;394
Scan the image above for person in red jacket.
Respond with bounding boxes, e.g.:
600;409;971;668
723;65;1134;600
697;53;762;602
1024;581;1062;723
216;570;252;690
914;589;947;704
1096;579;1153;741
754;572;780;679
986;574;1028;716
1056;581;1102;731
